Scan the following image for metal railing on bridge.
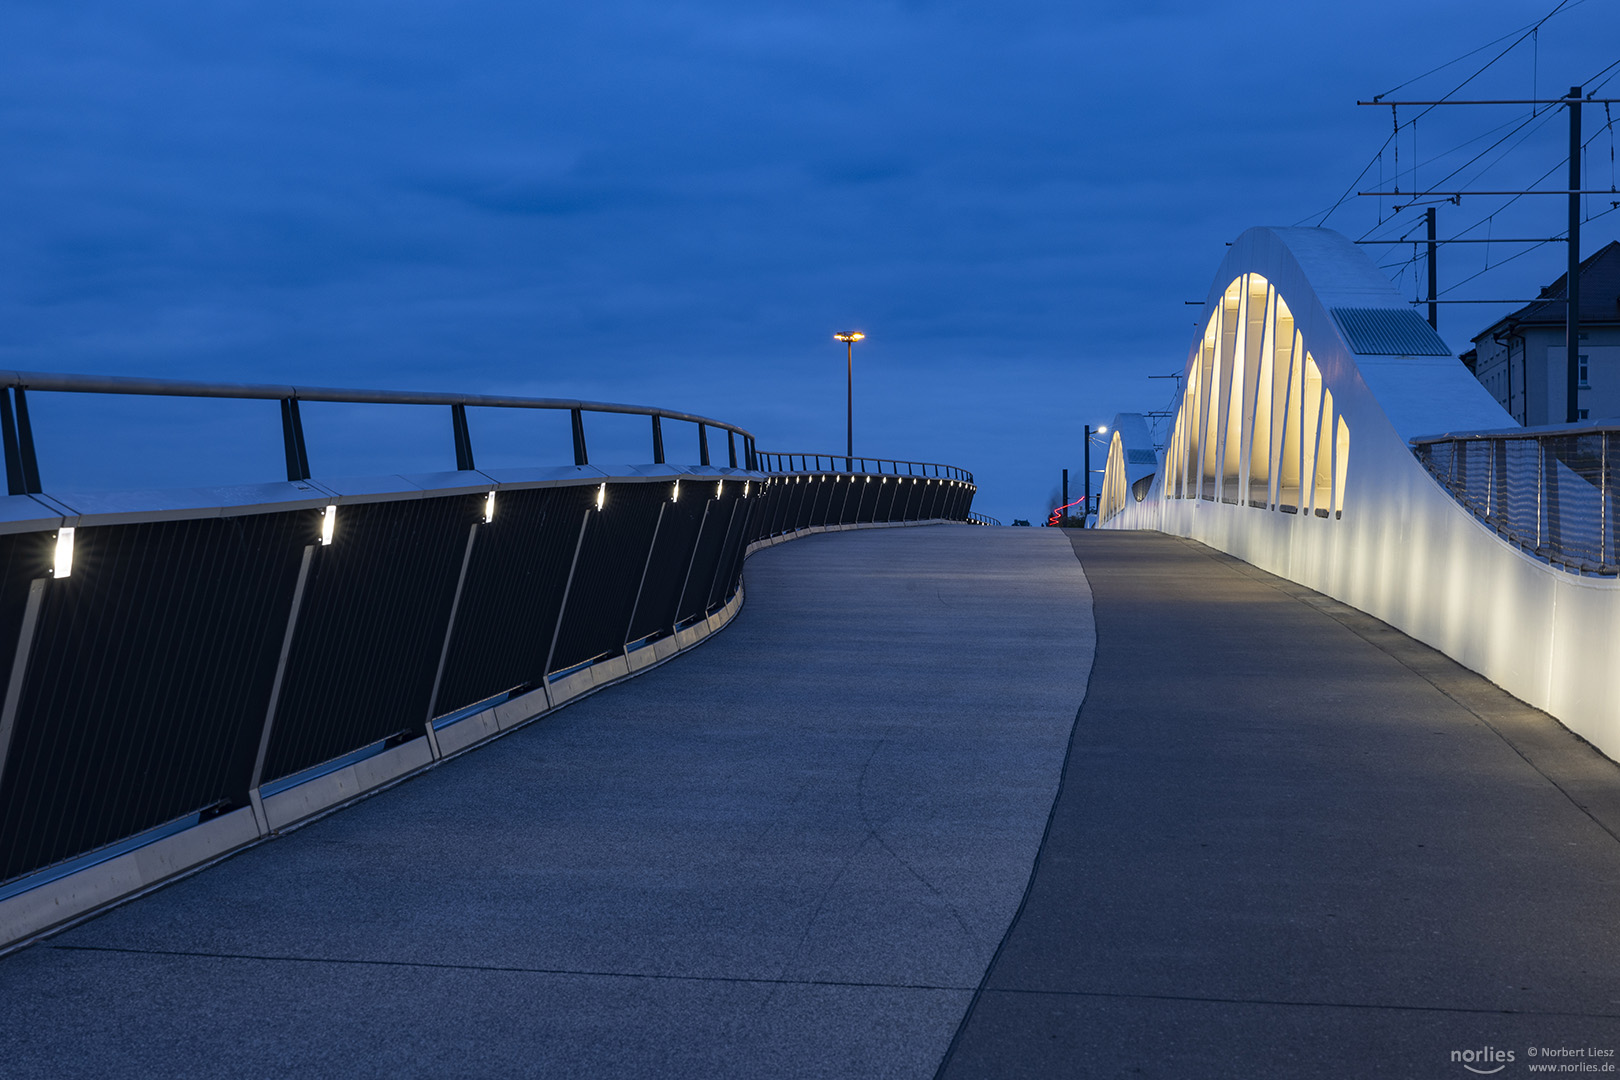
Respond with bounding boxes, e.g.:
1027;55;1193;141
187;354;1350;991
0;372;976;938
1413;424;1620;576
754;450;972;482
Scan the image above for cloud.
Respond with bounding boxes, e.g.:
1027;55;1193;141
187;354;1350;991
0;0;1615;516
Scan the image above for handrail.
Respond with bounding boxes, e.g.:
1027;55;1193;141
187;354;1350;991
0;370;755;438
968;512;1001;526
1412;421;1620;445
1412;426;1620;575
754;450;974;483
0;370;980;510
0;369;763;493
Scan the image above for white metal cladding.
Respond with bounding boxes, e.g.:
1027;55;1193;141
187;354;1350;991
1102;225;1620;764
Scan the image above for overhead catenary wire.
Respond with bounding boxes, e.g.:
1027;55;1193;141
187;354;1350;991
1369;0;1586;103
1439;202;1620;296
1309;0;1586;228
1352;55;1620;266
1350;112;1563;240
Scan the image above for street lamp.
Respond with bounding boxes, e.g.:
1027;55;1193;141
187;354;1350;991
834;331;865;469
1083;424;1108;528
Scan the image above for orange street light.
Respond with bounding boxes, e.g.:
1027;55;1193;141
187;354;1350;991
834;331;865;468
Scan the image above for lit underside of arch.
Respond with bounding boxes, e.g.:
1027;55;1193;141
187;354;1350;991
1161;273;1349;520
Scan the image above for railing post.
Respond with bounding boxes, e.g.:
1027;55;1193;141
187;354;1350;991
624;501;668;644
701;498;743;610
1544;437;1563;556
698;423;710;467
451;404;476;472
246;543;316;825
0;390;25;496
1537;438;1546;550
674;499;713;629
727;431;738;469
545;508;593;678
280;398;310;482
425;522;481;728
652;416;666;465
571;409;588;466
1484;441;1495;521
0;579;47;806
1603;432;1611;567
12;389;40;494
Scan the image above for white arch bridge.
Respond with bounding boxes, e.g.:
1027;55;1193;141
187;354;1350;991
1101;225;1620;763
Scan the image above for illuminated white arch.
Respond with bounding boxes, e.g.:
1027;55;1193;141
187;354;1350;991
1101;226;1620;762
1097;413;1158;523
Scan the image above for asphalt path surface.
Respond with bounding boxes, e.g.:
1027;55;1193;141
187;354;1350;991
939;530;1620;1079
0;524;1093;1079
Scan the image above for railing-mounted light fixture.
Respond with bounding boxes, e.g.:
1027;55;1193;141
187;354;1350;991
52;527;74;578
596;483;606;511
672;480;681;503
483;491;496;523
320;505;336;546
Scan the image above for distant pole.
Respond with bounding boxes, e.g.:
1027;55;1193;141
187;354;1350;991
834;332;865;468
1426;206;1438;331
1083;426;1091;529
1062;468;1069;524
1567;86;1583;424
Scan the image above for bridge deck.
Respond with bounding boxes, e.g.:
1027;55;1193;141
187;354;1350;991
0;525;1093;1079
6;526;1620;1077
942;531;1620;1077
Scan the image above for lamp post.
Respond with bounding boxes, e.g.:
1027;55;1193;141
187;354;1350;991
834;331;865;470
1083;424;1107;527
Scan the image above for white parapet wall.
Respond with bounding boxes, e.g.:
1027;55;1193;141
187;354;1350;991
1101;225;1620;762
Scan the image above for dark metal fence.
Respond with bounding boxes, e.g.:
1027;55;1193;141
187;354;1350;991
0;373;976;898
756;449;972;481
1413;425;1620;575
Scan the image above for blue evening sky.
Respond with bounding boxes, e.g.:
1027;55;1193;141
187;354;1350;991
1;0;1616;522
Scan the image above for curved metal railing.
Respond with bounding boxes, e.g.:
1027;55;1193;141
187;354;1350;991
0;372;980;945
0;370;761;495
754;450;973;482
968;512;1001;526
1413;425;1620;576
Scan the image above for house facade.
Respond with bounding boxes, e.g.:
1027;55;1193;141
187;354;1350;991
1465;240;1620;425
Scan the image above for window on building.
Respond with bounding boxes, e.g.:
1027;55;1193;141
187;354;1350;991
1579;354;1590;388
1580;409;1591;420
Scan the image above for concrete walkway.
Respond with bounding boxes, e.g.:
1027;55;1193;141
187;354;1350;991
11;525;1620;1078
0;525;1094;1079
941;531;1620;1078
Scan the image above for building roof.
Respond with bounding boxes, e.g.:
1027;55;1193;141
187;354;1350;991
1473;240;1620;343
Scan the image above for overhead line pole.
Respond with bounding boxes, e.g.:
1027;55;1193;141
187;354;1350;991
1427;206;1439;330
1568;85;1582;424
1354;89;1609;420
